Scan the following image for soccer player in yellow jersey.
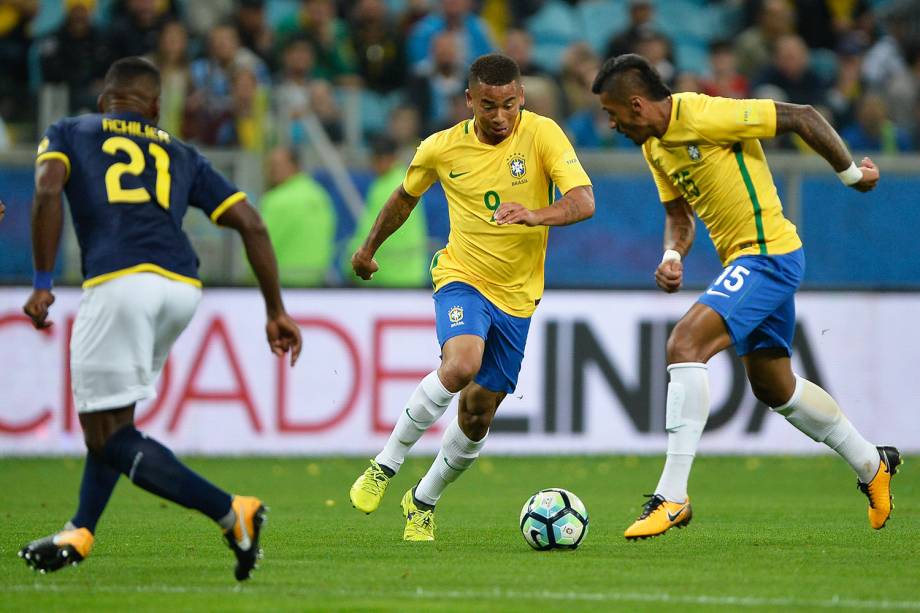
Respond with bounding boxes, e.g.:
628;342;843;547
592;54;900;539
348;54;594;541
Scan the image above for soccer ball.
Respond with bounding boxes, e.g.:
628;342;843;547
519;488;588;550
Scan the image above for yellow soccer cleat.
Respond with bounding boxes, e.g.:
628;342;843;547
350;460;392;514
401;488;435;541
223;495;267;581
19;526;94;573
624;494;692;540
858;446;902;530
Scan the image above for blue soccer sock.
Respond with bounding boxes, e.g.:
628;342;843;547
70;452;120;534
102;426;232;524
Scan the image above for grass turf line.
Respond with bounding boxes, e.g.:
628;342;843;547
1;455;917;612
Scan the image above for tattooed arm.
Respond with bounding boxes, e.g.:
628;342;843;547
351;185;420;280
774;102;879;192
655;196;694;293
493;185;595;227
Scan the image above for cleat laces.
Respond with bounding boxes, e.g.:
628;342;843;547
637;494;665;519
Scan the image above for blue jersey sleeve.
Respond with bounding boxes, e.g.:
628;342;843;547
188;150;246;223
36;120;73;182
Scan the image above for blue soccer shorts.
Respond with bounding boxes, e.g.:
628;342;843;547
697;248;805;357
433;282;532;394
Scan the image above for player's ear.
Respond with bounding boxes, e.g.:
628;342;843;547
518;82;525;108
465;88;473;109
630;95;643;113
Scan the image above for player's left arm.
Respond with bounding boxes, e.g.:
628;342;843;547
494;185;594;227
774;102;879;193
23;159;67;330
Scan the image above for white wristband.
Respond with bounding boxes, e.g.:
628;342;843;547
837;162;862;186
661;249;681;263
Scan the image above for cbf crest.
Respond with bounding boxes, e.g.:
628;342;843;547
448;305;464;327
508;152;527;180
687;144;702;162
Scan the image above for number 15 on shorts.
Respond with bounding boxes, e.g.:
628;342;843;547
706;264;750;298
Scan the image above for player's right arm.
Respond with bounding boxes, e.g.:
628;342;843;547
352;134;434;280
774;102;878;193
656;196;694;294
23;158;68;329
217;200;302;366
351;185;420;280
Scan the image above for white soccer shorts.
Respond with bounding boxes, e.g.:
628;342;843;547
70;272;201;413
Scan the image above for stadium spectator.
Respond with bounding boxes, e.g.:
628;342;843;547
406;31;466;134
259;146;337;286
215;66;272;152
827;36;866;129
735;0;796;78
861;7;913;92
308;79;345;143
753;34;829;110
236;0;275;71
559;42;600;117
349;0;407;94
841;93;913;153
346;134;429;287
108;0;170;59
388;104;422;150
700;40;750;99
38;0;112;115
503;28;548;78
149;20;190;137
604;0;674;68
0;0;37;122
183;0;233;38
673;71;702;94
406;0;494;74
795;0;872;51
186;23;269;143
274;36;316;145
278;0;359;84
398;0;430;38
635;27;676;87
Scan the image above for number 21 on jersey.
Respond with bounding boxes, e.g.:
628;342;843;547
102;136;172;209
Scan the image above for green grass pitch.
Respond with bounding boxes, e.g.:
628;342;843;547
1;455;918;612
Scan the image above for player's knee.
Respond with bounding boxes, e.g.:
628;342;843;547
458;408;492;441
440;356;481;390
666;327;704;364
82;429;109;456
750;380;788;408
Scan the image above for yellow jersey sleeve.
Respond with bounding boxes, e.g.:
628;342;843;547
642;144;681;202
535;116;591;193
402;135;439;197
668;94;777;145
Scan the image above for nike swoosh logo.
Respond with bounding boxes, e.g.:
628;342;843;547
667;505;687;522
706;288;730;298
448;170;469;178
237;508;252;551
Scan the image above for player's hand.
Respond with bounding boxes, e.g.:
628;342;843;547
655;260;683;293
0;200;6;223
851;157;879;193
23;289;55;329
351;248;379;280
494;202;540;226
266;312;302;366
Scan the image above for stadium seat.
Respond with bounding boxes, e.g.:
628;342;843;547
525;0;580;74
574;0;627;56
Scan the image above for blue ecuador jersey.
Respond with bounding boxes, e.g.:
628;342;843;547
36;111;245;288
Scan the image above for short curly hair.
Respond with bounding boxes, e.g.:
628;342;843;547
468;53;521;87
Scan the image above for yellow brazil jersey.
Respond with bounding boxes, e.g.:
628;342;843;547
403;109;591;317
642;92;802;265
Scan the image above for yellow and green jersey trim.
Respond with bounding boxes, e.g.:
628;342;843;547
209;191;246;223
36;152;72;181
83;263;202;289
732;143;767;255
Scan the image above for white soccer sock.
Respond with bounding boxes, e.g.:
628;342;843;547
655;363;710;503
414;418;486;507
374;371;456;474
772;375;880;482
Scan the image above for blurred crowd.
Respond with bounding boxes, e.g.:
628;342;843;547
1;0;919;153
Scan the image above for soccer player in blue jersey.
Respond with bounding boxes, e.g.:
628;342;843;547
18;57;302;580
